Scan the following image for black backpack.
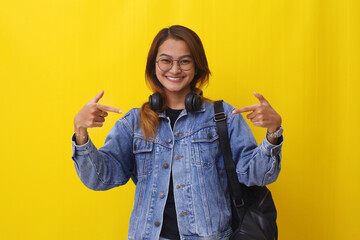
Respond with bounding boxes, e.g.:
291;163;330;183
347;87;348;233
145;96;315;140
213;101;278;240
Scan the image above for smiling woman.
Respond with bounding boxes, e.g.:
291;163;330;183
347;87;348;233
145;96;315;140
155;39;196;107
141;25;212;139
71;25;283;240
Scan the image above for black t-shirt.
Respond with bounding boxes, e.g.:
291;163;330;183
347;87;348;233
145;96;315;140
160;108;182;240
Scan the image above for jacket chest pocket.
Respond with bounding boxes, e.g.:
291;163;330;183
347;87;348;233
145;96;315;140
133;138;154;176
191;126;220;167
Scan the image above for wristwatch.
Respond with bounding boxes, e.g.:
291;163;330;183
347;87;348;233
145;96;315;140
266;125;283;138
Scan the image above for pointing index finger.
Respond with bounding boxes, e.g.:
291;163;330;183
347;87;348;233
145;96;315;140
232;104;257;114
97;103;122;114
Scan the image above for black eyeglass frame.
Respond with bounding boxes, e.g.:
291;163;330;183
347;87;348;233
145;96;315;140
156;58;194;72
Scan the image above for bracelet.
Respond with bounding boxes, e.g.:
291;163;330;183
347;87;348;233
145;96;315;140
75;132;88;139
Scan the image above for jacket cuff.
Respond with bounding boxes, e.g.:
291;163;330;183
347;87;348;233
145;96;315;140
260;135;283;157
71;133;94;158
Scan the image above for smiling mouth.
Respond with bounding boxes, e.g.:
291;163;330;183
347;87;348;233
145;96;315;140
166;76;184;81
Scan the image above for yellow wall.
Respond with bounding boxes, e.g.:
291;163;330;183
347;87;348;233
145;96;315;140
1;0;359;239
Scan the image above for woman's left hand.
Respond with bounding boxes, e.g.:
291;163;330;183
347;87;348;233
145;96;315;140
232;92;282;133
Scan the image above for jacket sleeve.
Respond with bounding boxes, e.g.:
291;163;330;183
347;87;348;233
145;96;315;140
226;104;283;186
71;115;136;191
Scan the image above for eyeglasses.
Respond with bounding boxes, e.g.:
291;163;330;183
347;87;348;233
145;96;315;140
156;57;194;72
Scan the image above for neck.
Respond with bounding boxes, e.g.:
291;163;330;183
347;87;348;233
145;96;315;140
164;88;191;110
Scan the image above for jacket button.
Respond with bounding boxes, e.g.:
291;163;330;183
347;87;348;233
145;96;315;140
166;138;172;143
159;192;165;198
163;163;169;169
154;221;160;227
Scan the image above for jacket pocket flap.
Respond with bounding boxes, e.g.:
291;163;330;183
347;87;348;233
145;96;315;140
133;138;154;154
191;127;219;143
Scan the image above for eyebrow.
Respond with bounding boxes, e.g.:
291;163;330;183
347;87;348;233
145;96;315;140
159;53;192;59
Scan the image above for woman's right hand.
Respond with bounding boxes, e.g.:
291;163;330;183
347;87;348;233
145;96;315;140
73;90;122;145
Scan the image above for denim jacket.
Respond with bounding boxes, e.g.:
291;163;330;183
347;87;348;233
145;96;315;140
71;101;283;240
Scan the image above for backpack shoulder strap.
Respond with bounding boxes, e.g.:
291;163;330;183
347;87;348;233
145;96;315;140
213;101;244;208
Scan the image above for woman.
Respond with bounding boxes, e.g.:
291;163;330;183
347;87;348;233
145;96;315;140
72;25;283;240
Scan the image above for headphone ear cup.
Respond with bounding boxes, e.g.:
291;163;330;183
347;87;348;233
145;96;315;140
192;94;202;111
149;92;163;111
185;93;194;112
185;92;202;112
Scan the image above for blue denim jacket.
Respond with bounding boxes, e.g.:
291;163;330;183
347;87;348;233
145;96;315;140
71;101;283;240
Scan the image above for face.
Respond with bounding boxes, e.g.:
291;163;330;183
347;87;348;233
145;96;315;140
155;38;196;97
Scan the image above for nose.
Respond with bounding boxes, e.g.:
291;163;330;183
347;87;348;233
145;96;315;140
169;60;182;73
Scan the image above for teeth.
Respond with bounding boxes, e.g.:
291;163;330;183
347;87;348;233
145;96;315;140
167;77;182;80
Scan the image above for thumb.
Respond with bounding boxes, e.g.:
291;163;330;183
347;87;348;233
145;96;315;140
89;90;104;103
253;91;266;103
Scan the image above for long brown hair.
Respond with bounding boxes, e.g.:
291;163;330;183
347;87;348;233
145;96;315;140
140;25;211;139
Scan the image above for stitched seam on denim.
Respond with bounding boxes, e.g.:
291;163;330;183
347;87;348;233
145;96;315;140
191;122;217;135
192;143;217;167
119;117;134;137
191;135;219;143
132;138;153;176
130;179;145;239
76;150;92;155
226;106;236;125
73;137;93;154
260;140;272;156
133;133;174;148
226;108;237;140
103;118;134;184
262;136;284;157
184;147;196;234
214;173;224;234
197;165;212;235
263;157;277;185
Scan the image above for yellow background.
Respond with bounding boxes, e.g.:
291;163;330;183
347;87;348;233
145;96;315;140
1;0;359;239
